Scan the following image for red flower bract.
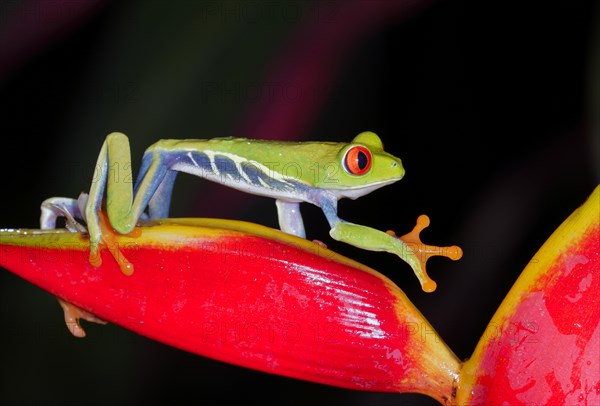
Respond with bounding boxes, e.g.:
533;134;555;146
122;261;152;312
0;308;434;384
458;186;600;405
0;217;460;404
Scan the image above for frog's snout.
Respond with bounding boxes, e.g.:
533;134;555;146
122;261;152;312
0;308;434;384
391;159;405;179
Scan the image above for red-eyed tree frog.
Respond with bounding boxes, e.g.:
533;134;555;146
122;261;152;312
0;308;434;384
41;131;457;297
40;131;463;336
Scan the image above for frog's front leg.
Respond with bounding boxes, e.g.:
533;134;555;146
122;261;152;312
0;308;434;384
330;220;434;285
275;200;306;238
319;199;460;292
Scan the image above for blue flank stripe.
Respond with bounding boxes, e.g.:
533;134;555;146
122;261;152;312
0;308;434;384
240;161;263;185
188;151;213;173
213;154;239;179
239;160;297;191
174;150;305;193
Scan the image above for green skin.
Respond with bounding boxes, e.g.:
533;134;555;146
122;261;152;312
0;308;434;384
41;131;426;287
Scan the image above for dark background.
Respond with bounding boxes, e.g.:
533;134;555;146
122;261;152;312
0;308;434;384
0;1;597;405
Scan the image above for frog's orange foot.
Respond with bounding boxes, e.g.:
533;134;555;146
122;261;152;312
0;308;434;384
387;214;463;293
89;211;141;276
58;298;107;338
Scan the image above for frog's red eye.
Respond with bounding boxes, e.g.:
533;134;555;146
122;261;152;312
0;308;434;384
343;146;372;175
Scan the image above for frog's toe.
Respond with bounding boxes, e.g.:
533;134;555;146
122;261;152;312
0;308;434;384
391;214;463;293
311;239;328;248
57;298;107;338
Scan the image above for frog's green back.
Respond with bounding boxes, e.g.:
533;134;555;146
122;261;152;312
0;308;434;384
149;132;403;190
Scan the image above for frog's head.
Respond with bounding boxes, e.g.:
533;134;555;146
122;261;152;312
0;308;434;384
327;131;405;200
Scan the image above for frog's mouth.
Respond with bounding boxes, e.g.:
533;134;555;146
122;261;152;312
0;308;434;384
331;177;403;200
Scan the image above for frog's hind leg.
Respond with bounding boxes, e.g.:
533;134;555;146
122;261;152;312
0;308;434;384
40;195;87;232
85;133;163;273
142;167;178;219
57;298;107;338
40;195;108;337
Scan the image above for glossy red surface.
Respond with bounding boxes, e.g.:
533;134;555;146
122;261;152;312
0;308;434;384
477;229;599;404
0;220;458;401
462;216;599;404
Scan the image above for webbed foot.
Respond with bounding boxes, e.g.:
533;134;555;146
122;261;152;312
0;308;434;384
58;298;107;338
89;211;141;276
387;214;463;292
